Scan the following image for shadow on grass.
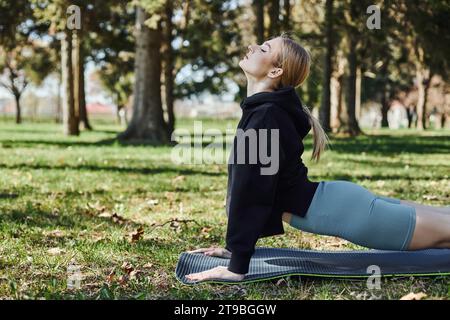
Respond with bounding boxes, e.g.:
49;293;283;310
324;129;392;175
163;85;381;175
0;206;146;231
342;158;449;168
317;173;441;182
0;163;223;176
1;132;448;155
0;193;19;199
327;134;450;155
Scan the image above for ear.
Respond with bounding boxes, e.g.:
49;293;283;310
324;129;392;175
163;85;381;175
267;67;283;79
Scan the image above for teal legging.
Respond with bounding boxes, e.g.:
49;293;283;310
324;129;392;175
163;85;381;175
288;180;417;251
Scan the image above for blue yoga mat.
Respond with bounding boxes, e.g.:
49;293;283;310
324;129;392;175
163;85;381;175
175;247;450;284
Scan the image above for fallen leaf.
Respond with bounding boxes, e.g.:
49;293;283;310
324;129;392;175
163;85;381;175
98;212;113;218
111;213;126;224
106;269;115;283
129;227;144;243
118;274;128;285
276;278;288;287
400;292;427;300
92;232;106;243
47;247;65;256
43;229;65;238
200;226;213;239
422;195;438;201
147;199;159;206
121;262;134;275
129;270;140;280
142;263;154;269
87;202;107;213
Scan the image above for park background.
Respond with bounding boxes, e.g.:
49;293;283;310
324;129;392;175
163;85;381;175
0;0;449;300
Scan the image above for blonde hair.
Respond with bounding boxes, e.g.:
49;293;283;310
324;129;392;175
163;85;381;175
272;32;330;163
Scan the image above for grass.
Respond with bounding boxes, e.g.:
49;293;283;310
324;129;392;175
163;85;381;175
0;116;449;300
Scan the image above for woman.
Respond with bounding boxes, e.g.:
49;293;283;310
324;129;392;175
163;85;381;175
185;33;450;283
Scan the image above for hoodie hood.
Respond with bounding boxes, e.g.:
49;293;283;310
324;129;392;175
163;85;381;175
240;85;312;139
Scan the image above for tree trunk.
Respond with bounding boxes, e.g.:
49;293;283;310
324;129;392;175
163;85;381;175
355;67;361;120
343;36;362;135
336;75;346;132
14;93;21;124
319;0;333;133
252;0;265;43
61;31;78;136
416;68;432;130
71;29;81;135
78;57;92;130
380;62;390;128
56;69;62;123
163;0;175;137
268;0;280;37
406;105;414;128
118;6;169;143
282;0;291;31
380;91;389;128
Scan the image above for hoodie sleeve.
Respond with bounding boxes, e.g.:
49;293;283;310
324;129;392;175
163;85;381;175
225;107;286;274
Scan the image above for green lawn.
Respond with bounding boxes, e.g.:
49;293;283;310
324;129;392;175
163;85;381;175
0;117;449;300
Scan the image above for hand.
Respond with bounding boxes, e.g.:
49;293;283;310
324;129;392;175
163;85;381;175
185;266;245;282
187;246;231;259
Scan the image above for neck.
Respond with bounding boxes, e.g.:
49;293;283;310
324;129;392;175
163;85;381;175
246;78;275;97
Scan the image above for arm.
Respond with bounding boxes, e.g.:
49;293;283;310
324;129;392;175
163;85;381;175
225;107;285;275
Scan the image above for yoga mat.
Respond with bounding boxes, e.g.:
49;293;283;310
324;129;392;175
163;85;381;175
175;247;450;284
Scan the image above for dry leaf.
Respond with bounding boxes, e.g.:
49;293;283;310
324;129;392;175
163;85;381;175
142;263;154;269
200;226;213;239
400;292;427;300
422;195;438;201
129;227;144;243
129;270;140;280
98;212;113;218
43;229;65;238
121;262;134;275
111;213;126;224
92;232;106;243
147;199;159;206
106;269;115;283
276;278;288;287
87;202;107;213
47;247;65;256
118;274;128;285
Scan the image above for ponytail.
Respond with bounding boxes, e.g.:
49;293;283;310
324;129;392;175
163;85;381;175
301;104;331;162
276;33;330;162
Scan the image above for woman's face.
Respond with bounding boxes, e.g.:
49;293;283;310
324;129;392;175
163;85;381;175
239;37;283;81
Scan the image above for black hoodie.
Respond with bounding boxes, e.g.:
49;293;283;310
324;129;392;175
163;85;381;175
224;85;320;274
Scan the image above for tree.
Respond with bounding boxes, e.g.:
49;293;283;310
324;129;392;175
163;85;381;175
319;0;334;133
398;0;450;130
118;3;169;143
268;0;280;37
252;0;265;44
162;0;176;136
0;0;53;124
